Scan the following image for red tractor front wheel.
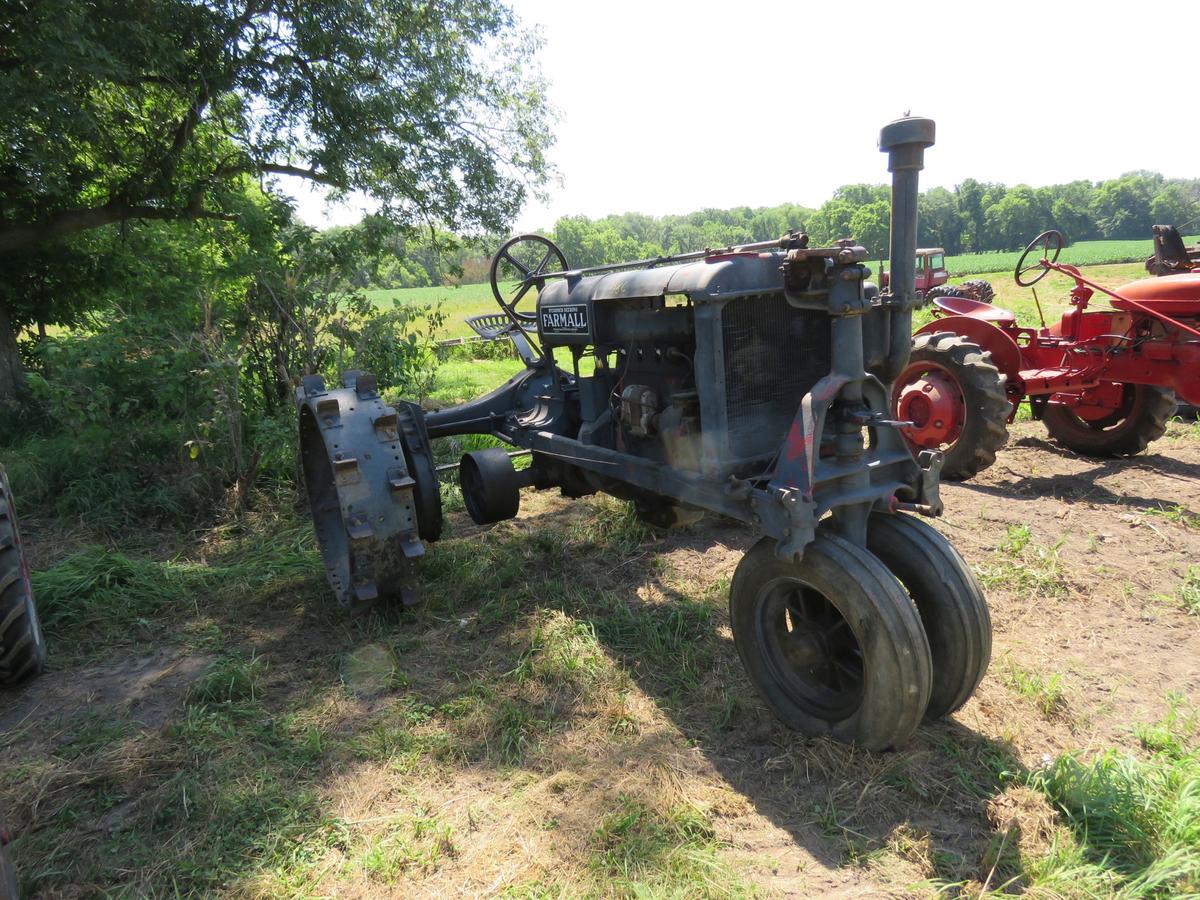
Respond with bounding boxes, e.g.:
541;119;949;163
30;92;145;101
893;332;1011;480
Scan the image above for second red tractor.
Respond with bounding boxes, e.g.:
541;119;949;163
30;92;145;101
893;230;1200;479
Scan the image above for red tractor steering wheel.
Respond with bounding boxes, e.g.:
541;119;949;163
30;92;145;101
1015;230;1064;287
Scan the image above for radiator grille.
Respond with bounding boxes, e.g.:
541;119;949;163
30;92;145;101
720;295;830;458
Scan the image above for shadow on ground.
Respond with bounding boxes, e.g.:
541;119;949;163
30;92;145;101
2;498;1042;895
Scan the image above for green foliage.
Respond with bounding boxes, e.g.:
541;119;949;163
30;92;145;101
0;0;552;255
1030;701;1200;897
1001;662;1068;718
0;0;549;415
449;175;1200;277
188;655;267;707
3;215;445;525
1178;566;1200;616
935;234;1200;278
29;523;319;653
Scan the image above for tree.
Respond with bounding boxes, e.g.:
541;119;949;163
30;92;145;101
984;186;1044;251
1050;180;1097;243
0;0;552;408
918;187;962;253
1092;172;1162;239
848;200;890;258
955;179;986;252
1150;182;1200;230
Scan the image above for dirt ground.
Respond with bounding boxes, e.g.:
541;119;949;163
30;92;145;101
2;417;1199;897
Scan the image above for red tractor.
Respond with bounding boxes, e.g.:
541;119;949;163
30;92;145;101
892;230;1200;479
880;247;995;303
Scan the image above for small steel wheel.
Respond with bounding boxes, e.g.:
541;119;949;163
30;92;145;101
866;512;991;720
460;448;521;525
729;533;932;750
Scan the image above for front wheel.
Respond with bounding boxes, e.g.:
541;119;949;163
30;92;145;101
1042;384;1176;457
865;513;991;720
729;533;932;750
893;332;1011;480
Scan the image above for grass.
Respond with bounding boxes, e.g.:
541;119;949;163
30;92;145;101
1143;504;1200;530
929;234;1200;277
978;525;1070;599
1024;700;1200;897
1001;661;1068;718
357;811;457;882
1178;566;1200;616
6;391;1200;894
366;281;503;339
28;516;321;659
590;796;747;897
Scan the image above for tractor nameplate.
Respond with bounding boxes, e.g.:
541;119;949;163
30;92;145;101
540;304;589;336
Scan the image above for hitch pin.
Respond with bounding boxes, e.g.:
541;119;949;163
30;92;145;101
889;496;940;516
845;409;913;428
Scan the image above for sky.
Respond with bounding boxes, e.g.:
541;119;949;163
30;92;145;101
291;0;1198;233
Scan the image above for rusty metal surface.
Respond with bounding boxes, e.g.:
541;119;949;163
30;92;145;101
297;371;434;608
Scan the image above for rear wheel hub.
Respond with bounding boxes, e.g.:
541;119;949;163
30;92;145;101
896;368;965;448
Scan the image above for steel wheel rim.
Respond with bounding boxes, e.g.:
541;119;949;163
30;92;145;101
754;576;865;719
1062;383;1135;430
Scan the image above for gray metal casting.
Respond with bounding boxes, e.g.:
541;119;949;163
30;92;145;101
297;371;437;608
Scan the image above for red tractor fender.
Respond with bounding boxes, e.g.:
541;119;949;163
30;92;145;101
914;315;1023;387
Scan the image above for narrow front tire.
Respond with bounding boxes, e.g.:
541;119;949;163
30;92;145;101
729;533;932;751
866;513;991;720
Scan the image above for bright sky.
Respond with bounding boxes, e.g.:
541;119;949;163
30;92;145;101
291;0;1197;233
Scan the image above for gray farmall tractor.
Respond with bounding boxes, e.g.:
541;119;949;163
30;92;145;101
298;118;991;750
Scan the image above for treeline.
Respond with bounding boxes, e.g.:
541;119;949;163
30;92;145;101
548;173;1200;267
364;171;1200;288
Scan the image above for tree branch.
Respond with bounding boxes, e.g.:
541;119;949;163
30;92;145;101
258;163;343;187
0;198;235;253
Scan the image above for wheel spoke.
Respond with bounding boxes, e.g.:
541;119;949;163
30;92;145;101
834;655;862;685
826;617;851;639
532;247;556;277
508;279;534;308
503;250;531;277
827;661;843;689
787;589;815;624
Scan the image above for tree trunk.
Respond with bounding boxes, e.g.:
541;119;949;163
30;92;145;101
0;305;29;414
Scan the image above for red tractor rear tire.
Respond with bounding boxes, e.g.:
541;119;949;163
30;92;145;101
958;279;995;303
922;285;960;301
1042;384;1176;457
894;332;1011;480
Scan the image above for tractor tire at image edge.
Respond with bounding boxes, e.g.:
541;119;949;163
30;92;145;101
0;468;46;685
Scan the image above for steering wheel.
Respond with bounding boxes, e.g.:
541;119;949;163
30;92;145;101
1015;230;1064;287
489;234;569;324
